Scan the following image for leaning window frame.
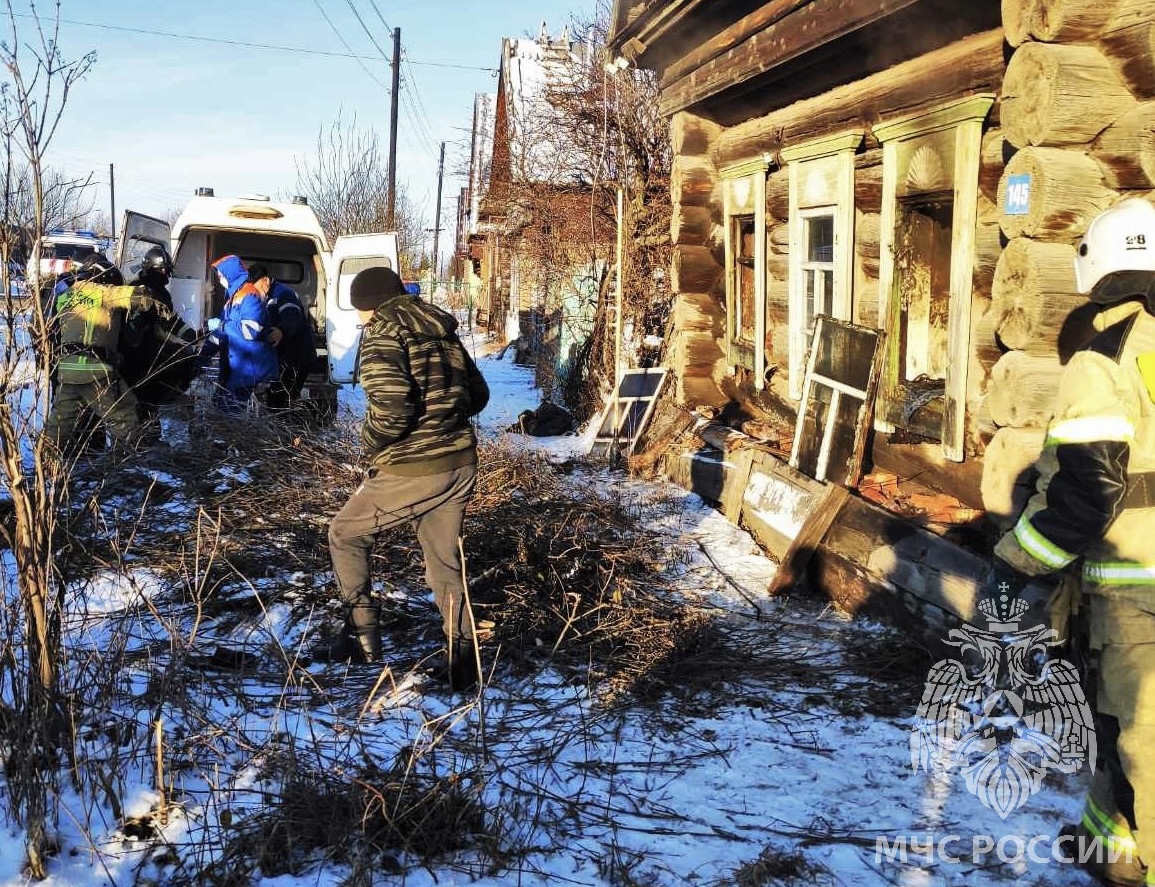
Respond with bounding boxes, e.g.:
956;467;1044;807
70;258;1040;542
873;93;995;462
721;158;770;389
781;132;860;401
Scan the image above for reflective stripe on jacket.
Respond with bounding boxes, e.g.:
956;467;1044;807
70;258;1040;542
55;281;165;382
995;301;1155;603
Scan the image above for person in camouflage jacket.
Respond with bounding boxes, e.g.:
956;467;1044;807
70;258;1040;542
317;266;489;691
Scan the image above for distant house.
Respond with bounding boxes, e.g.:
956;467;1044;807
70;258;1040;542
465;24;612;382
606;0;1155;623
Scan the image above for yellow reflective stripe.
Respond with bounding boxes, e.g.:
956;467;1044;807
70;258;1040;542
1085;797;1138;846
1046;416;1135;445
1084;561;1155;586
1013;515;1077;570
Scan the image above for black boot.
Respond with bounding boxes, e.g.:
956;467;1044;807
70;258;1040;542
427;641;479;692
310;605;381;664
350;604;382;663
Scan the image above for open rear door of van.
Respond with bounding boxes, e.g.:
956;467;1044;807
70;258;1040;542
326;233;400;384
115;210;171;280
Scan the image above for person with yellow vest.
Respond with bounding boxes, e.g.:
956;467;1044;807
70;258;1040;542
993;197;1155;887
43;252;192;456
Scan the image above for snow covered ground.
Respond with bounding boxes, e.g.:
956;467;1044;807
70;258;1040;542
0;331;1100;886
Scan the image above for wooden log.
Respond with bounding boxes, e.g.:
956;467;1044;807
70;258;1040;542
980;426;1046;529
990;238;1083;354
672;245;723;294
766;173;790;222
713;30;1005;170
671;112;722;157
671;156;716;207
984;351;1063;428
974;197;1003;297
854;154;883;213
979;128;1010;204
997;147;1117;240
670;204;714;247
1001;42;1136;150
672;290;723;335
856;210;881;280
1001;0;1033;47
1027;0;1124;42
1092;102;1155;190
1101;8;1155;100
970;294;1002;384
769;222;790;256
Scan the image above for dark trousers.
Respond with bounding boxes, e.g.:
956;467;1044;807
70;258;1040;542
328;463;478;648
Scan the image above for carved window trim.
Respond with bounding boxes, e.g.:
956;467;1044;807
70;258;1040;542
873;93;995;462
721;157;770;387
783;132;860;400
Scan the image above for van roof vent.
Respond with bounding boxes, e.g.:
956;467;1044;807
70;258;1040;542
195;187;215;197
291;195;309;206
238;193;271;202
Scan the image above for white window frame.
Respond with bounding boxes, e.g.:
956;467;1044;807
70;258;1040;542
721;158;770;388
873;93;995;461
782;133;860;400
799;206;836;353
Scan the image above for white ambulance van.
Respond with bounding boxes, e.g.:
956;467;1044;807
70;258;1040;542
116;188;399;386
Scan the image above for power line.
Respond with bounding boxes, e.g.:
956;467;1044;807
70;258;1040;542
309;0;390;91
367;0;392;34
20;12;496;71
13;12;391;61
343;0;391;61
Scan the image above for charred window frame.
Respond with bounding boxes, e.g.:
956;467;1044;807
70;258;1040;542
782;132;861;400
874;94;994;461
721;159;769;387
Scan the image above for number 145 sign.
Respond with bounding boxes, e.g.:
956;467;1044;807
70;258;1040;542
1005;174;1031;216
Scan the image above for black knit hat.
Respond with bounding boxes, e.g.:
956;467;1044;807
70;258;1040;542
350;266;405;311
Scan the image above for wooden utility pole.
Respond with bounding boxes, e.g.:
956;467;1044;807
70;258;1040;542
109;163;116;240
431;141;446;287
387;27;401;229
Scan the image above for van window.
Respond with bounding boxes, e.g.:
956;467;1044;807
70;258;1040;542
336;256;393;310
242;258;304;286
43;243;97;262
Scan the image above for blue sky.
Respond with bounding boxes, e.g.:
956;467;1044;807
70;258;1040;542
25;0;598;238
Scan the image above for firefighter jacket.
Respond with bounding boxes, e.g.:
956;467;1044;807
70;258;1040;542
54;281;176;385
994;300;1155;606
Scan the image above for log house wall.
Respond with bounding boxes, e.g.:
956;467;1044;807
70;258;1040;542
616;0;1155;516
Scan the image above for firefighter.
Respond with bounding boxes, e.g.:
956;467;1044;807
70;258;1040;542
43;252;188;457
992;197;1155;887
120;246;199;431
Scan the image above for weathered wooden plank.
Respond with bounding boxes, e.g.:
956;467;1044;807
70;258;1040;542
712;29;1005;170
1002;42;1136;149
722;447;755;522
661;0;925;117
766;484;851;596
659;0;814;87
818;494;986;623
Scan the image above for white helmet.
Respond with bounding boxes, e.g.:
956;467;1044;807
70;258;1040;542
1074;197;1155;297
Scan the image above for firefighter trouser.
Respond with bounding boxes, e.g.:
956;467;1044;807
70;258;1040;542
328;463;477;648
43;376;139;452
1080;597;1155;885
